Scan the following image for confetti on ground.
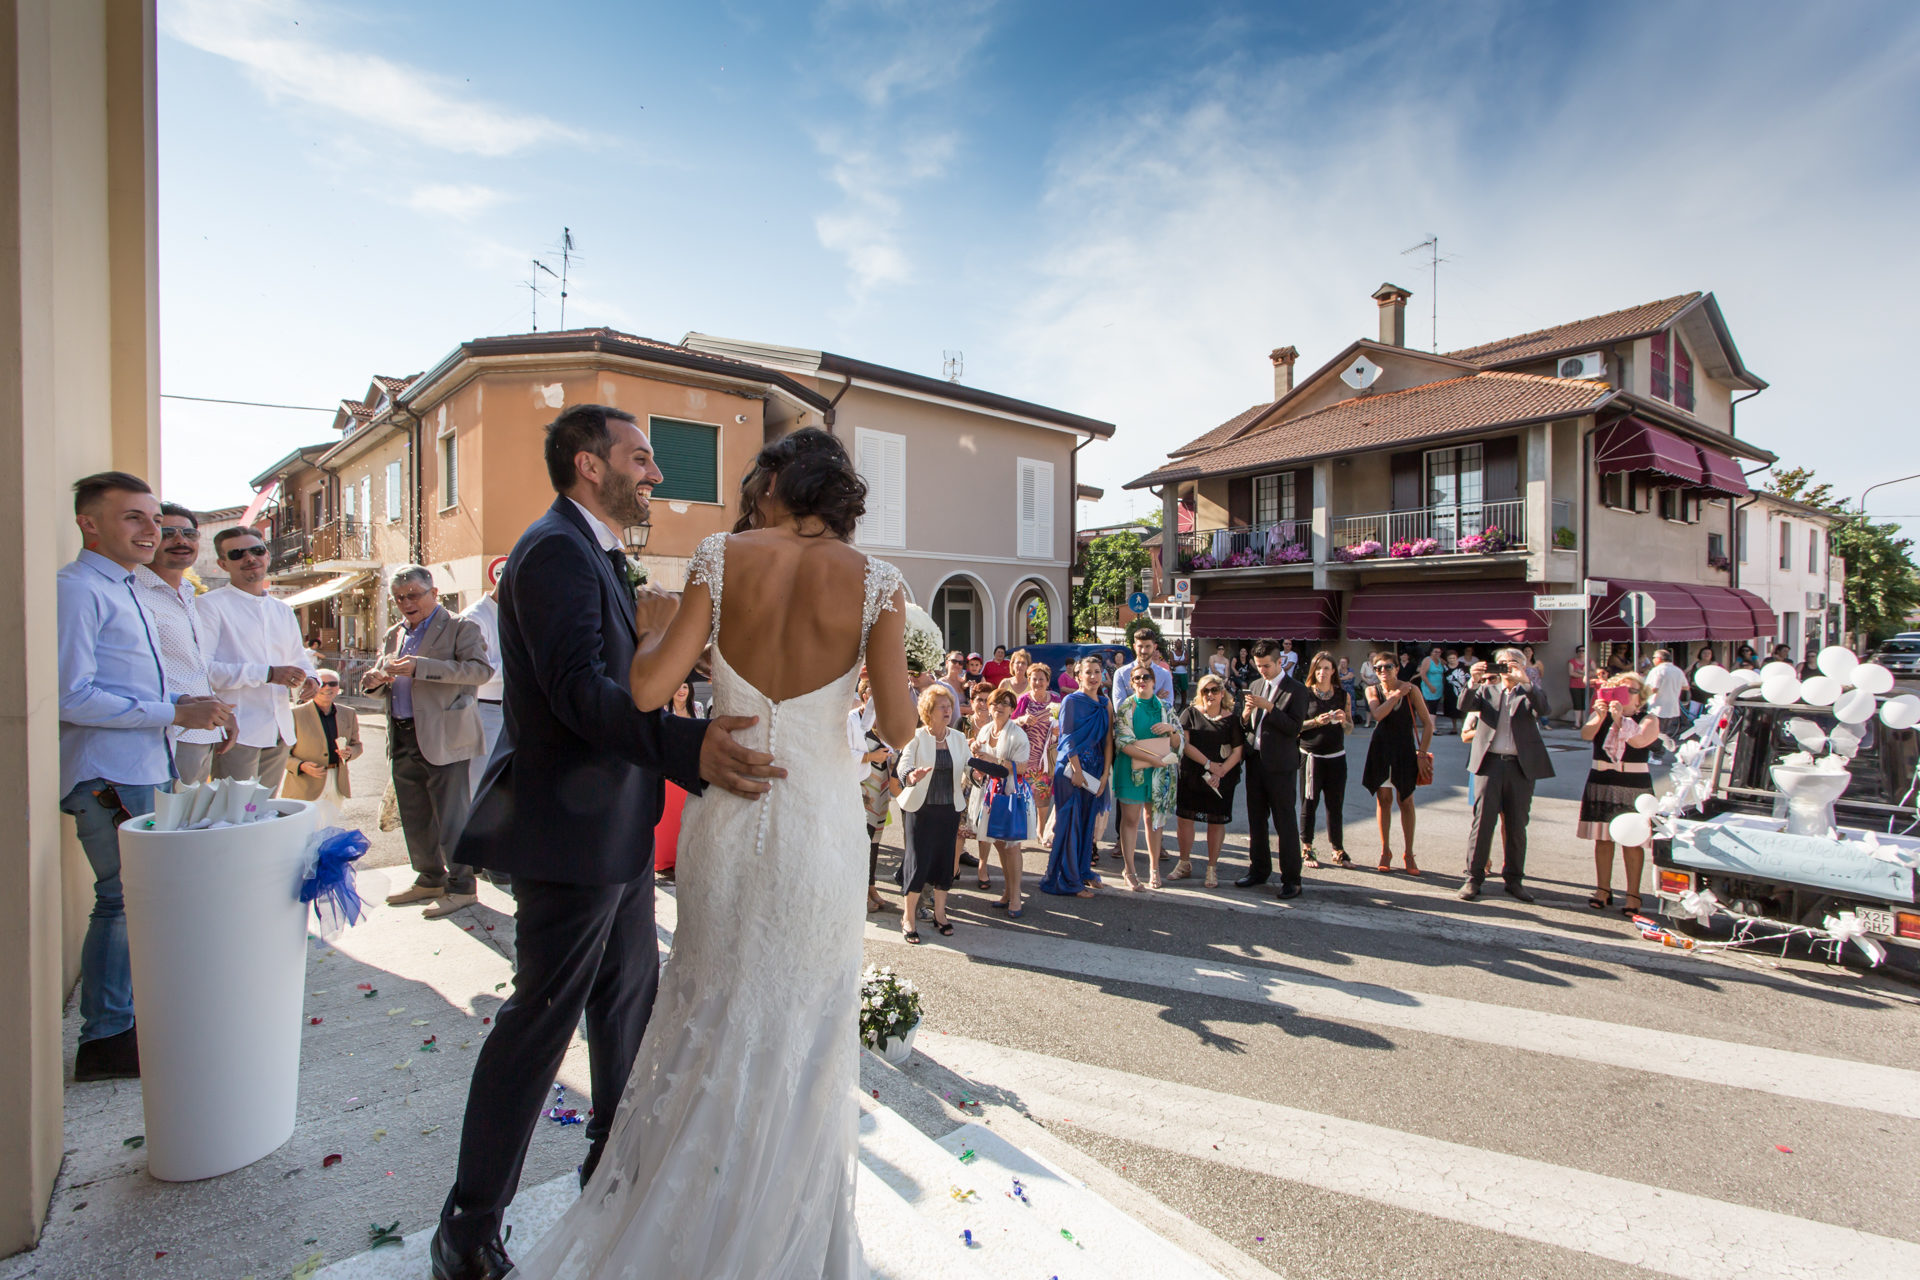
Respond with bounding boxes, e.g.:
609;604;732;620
122;1135;145;1149
289;1251;325;1280
154;1251;166;1258
356;982;371;990
421;1125;441;1135
948;1186;975;1201
310;990;328;996
958;1147;976;1163
393;1059;411;1071
410;1019;430;1026
421;1036;439;1052
459;1041;473;1049
370;1129;387;1142
322;1154;343;1168
494;982;507;991
362;990;378;999
309;1017;323;1025
386;1007;405;1016
1776;1144;1794;1154
482;1016;492;1025
369;1220;403;1249
959;1228;974;1247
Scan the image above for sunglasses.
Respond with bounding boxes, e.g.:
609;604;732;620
317;680;340;688
222;545;268;561
159;526;199;541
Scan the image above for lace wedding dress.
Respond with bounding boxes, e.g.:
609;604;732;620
509;532;902;1280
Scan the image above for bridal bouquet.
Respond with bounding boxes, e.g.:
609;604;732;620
859;964;922;1052
902;603;943;676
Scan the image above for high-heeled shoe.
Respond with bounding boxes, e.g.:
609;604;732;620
1402;852;1421;876
1377;853;1394;872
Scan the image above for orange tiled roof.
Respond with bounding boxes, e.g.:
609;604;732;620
372;374;418;395
342;400;374;421
1169;403;1270;458
480;326;774;372
1128;372;1610;488
1446;293;1699;365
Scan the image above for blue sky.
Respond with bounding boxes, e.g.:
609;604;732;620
159;0;1920;531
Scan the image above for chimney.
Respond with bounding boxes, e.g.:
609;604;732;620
1268;346;1299;399
1372;282;1412;347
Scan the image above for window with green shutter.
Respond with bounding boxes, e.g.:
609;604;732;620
647;418;720;504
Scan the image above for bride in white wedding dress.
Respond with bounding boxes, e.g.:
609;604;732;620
507;429;915;1280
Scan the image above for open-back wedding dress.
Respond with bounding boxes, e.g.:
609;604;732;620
509;532;902;1280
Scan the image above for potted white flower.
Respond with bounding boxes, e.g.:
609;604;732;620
859;964;923;1064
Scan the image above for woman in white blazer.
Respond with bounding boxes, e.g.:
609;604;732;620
895;683;969;943
969;686;1032;917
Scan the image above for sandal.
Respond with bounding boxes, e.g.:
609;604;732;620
1588;890;1612;910
1204;870;1218;888
1619;894;1642;916
934;920;955;936
976;879;992;892
1168;860;1192;881
1302;846;1321;869
1124;876;1145;892
991;898;1011;910
904;930;923;945
1148;872;1163;889
1402;853;1420;876
1377;854;1394;873
1006;907;1024;919
1075;887;1096;898
1333;851;1352;867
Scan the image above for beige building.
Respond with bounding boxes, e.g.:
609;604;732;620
1738;491;1847;658
313;376;418;658
684;334;1115;654
1130;285;1779;710
0;0;162;1254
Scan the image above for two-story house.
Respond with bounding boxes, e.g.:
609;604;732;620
1737;492;1847;659
683;334;1115;654
251;442;342;640
1128;285;1778;714
313;375;419;655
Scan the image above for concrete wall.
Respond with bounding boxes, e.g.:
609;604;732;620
0;0;159;1254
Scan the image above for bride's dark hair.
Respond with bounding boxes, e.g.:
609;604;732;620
733;427;867;540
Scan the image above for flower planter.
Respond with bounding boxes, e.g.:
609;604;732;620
867;1018;921;1065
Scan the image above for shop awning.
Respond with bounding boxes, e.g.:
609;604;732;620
280;571;372;609
1588;578;1775;642
1693;445;1749;497
1345;581;1548;643
1190;589;1340;640
1593;417;1705;486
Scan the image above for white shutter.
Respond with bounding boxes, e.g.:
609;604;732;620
386;461;403;522
854;428;906;549
1018;458;1053;560
359;477;371;527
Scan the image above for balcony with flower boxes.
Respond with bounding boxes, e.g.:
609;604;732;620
1329;497;1530;566
1177;518;1313;573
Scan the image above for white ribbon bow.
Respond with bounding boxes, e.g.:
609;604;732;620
1676;887;1718;924
1822;912;1888;967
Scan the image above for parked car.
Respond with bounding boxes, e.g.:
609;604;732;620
1873;636;1920;681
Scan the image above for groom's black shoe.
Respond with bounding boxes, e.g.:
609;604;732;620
430;1225;513;1280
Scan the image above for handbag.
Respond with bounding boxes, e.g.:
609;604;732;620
985;779;1031;841
1415;750;1435;787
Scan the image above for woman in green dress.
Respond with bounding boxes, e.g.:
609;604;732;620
1114;666;1182;890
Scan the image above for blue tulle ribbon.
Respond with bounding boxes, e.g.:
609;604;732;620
301;827;372;939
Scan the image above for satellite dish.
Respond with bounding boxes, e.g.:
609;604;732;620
1340;354;1383;391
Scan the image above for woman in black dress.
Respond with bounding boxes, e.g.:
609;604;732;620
1363;651;1434;875
894;684;969;943
1298;651;1352;868
1577;672;1662;914
1172;674;1245;888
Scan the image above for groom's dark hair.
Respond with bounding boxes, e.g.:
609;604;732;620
544;404;638;492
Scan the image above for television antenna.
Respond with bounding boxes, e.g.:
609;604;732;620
552;227;580;329
1400;235;1452;351
526;259;558;331
942;350;964;382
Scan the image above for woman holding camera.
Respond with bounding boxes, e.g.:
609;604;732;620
1363;652;1434;873
1576;672;1662;914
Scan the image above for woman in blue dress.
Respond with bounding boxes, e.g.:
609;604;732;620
1040;656;1113;898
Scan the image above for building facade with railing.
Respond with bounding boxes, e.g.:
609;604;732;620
1129;285;1780;716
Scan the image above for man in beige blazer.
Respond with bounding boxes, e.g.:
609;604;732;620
361;565;494;919
282;669;363;800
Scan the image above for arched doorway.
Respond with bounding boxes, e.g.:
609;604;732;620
930;574;994;656
1009;578;1055;646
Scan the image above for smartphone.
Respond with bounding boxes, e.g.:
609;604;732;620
1595;685;1629;707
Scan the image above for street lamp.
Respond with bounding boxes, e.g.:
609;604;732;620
1861;473;1920;518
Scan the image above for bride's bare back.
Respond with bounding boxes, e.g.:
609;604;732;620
708;529;871;703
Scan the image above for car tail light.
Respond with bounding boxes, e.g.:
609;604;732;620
1658;869;1692;897
1896;912;1920;940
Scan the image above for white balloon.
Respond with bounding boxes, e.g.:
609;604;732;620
1691;664;1732;694
1786;717;1829;753
1728;668;1762;689
1850;663;1895;695
1761;661;1797;684
1633;793;1660;816
1609;812;1653;847
1798;675;1841;707
1761;672;1802;706
1881;694;1920;731
1829;723;1865;760
1816;646;1859;681
1834;688;1877;725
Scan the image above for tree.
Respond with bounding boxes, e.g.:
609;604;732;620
1072;532;1153;641
1023;596;1049;645
1762;468;1920;642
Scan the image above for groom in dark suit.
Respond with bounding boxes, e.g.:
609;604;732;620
1237;638;1310;899
1457;647;1555;904
433;404;781;1280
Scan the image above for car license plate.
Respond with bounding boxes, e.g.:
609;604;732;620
1856;907;1896;936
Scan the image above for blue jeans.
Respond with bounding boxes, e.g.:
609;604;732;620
60;779;154;1044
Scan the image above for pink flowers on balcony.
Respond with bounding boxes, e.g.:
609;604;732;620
1265;542;1311;565
1334;539;1383;562
1224;549;1262;568
1186;551;1217;570
1389;537;1440;558
1456;526;1510;554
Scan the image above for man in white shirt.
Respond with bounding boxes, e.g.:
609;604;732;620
197;526;318;786
1110;626;1173;709
133;503;240;784
1643;648;1689;755
461;589;505;797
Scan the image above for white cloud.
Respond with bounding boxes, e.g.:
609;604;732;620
813;131;957;294
164;0;587;157
403;183;508;221
816;0;1000;108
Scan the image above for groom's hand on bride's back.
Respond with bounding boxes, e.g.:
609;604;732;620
699;715;787;797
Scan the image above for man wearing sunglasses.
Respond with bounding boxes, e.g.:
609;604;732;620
197;526;319;786
132;503;234;783
282;669;363;801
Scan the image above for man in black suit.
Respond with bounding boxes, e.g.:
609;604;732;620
432;405;781;1280
1236;638;1310;899
1457;646;1555;904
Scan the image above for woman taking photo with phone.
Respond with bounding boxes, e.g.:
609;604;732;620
1577;672;1662;914
1363;651;1434;873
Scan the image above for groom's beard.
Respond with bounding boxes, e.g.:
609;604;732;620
599;469;649;529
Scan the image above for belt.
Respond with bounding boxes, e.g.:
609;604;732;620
392;716;414;726
479;698;502;705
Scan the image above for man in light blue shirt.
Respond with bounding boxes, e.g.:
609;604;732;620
1111;625;1174;709
58;472;233;1081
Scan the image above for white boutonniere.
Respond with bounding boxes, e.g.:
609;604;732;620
622;554;648;596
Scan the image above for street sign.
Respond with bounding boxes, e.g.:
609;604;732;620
1619;591;1658;629
1585;578;1609;596
1173;578;1192;604
1533;594;1588;611
485;555;509;588
1127;590;1150;615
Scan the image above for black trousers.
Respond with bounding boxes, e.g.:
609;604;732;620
390;718;476;895
1299;754;1347;850
441;874;660;1253
1467;754;1534;887
1243;748;1303;886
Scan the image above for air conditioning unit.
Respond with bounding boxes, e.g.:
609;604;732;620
1558;351;1607;379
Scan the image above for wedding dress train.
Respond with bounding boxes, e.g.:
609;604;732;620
508;533;901;1280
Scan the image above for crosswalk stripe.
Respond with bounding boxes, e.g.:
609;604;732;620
865;921;1920;1120
922;1034;1920;1280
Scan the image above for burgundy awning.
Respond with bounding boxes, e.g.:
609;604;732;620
1589;579;1776;642
1190;589;1339;640
1594;418;1705;486
1345;581;1548;644
1693;446;1749;497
